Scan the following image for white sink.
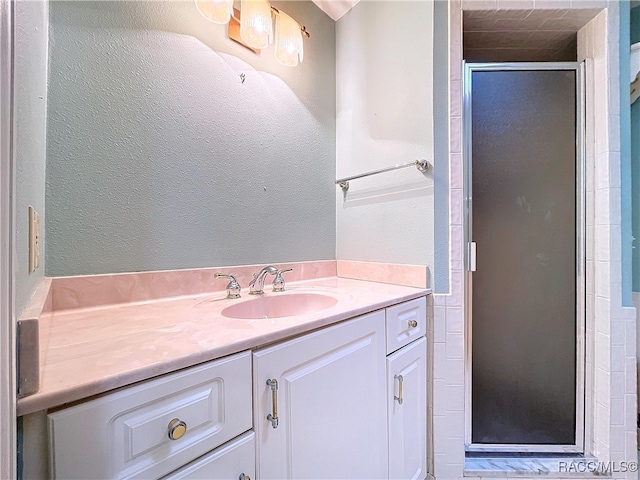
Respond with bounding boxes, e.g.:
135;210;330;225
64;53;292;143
221;292;338;319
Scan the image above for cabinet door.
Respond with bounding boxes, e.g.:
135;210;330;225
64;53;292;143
254;311;388;480
387;337;427;480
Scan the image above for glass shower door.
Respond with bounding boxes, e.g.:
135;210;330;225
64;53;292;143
466;65;583;450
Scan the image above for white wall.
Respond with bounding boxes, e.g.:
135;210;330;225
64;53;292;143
14;0;48;315
335;1;434;275
13;2;49;476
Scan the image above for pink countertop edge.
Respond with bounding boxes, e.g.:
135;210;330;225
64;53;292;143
17;277;430;416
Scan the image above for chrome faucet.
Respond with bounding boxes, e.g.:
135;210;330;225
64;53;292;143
214;273;241;299
248;266;278;295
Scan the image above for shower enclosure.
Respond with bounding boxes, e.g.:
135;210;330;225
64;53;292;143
463;63;585;453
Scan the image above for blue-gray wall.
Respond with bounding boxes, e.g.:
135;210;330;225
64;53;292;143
15;1;48;314
632;5;639;293
621;2;632;306
45;1;336;276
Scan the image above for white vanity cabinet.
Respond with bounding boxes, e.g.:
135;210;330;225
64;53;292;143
48;351;253;479
385;297;428;480
253;310;389;480
253;296;429;480
46;295;428;480
387;337;427;480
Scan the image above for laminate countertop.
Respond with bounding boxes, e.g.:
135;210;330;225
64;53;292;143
17;277;429;416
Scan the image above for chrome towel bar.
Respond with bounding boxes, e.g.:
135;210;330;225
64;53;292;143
335;159;431;191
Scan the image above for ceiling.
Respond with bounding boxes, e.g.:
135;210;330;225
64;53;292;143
311;0;360;21
463;9;600;62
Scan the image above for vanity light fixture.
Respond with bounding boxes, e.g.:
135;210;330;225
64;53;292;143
274;9;304;67
195;0;310;66
195;0;234;25
239;0;273;49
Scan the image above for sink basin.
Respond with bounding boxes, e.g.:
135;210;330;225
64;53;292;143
221;293;338;319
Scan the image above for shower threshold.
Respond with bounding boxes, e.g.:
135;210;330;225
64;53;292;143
464;453;608;478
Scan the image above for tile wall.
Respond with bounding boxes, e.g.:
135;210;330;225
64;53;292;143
432;1;637;478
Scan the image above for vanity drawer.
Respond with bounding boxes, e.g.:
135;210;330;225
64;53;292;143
162;431;255;480
48;351;252;480
385;297;427;354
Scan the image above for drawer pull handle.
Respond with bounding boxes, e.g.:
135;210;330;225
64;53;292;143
266;378;279;429
394;374;404;405
408;319;418;328
239;474;251;480
167;418;187;440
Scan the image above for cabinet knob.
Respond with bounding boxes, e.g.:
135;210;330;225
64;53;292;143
239;474;251;480
167;418;187;440
408;319;418;328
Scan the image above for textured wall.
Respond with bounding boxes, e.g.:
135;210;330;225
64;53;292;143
46;1;335;276
335;1;434;277
15;1;48;314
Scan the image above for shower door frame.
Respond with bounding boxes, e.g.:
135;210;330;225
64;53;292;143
463;62;586;454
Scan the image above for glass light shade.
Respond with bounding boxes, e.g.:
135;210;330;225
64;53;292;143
275;11;303;67
195;0;234;24
240;0;273;50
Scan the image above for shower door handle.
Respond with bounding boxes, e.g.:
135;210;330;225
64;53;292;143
469;242;477;272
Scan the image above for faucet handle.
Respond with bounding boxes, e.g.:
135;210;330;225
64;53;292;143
214;273;241;299
272;268;293;292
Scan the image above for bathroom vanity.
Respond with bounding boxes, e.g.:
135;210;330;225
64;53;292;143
18;276;429;479
253;298;426;479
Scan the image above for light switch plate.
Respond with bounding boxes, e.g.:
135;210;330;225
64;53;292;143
28;206;40;273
